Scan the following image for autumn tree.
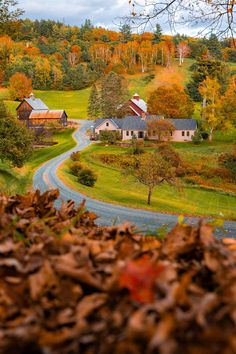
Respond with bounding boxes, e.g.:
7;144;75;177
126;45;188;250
100;71;129;117
199;77;223;141
147;119;175;142
221;76;236;123
9;72;32;100
0;112;33;167
177;41;191;66
148;85;194;118
124;153;176;205
138;41;153;73
88;85;100;119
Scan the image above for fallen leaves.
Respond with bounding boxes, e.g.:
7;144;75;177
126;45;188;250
0;189;236;354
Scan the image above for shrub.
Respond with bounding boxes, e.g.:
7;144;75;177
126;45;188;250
70;162;83;177
99;130;121;144
129;136;144;155
78;169;97;187
191;130;203;145
155;143;182;168
218;150;236;181
70;151;81;161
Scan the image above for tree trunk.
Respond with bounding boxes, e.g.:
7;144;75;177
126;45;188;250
209;128;213;142
147;187;152;205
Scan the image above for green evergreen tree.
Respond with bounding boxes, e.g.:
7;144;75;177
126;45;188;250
206;33;222;60
152;24;162;44
88;85;100;119
120;24;132;43
187;59;230;101
100;71;129;118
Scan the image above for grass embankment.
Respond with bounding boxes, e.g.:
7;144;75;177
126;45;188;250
58;131;236;220
0;128;76;195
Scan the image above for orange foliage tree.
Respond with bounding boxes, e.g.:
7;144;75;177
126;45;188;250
9;72;32;100
148;85;194;118
147;119;176;141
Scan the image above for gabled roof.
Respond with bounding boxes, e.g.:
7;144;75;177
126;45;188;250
29;110;67;119
94;118;123;130
17;97;49;111
130;98;147;113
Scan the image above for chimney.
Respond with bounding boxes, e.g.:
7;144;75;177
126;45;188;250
141;112;146;120
29;92;35;100
133;93;140;101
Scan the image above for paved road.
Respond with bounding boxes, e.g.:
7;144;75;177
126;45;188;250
33;120;236;238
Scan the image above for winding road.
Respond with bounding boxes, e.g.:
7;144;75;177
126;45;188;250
33;121;236;238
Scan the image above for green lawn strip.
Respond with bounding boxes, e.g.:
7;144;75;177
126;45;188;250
0;128;76;195
58;143;236;220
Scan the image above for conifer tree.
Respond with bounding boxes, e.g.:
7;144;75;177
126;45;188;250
88;85;100;119
100;72;129;118
152;24;162;44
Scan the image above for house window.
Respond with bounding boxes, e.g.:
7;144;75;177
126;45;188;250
126;131;129;136
131;131;134;136
182;131;185;137
106;122;109;127
187;131;190;137
170;131;173;136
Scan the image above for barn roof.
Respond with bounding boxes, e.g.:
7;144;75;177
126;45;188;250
24;97;49;111
29;110;67;119
130;97;147;113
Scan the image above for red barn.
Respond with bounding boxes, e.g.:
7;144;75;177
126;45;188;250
128;93;147;117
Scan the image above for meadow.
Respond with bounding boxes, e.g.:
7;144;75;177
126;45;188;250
58;128;236;220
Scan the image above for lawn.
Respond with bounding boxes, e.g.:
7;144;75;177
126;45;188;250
0;128;76;195
58;135;236;220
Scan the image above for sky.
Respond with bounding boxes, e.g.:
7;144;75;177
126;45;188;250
17;0;204;36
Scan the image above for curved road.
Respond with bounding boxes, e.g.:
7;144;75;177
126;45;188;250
33;121;236;238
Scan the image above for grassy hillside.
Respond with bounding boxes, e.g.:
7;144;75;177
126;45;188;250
59;130;236;220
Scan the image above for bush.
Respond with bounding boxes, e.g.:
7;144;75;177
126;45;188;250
70;151;81;161
99;130;121;144
155;143;182;167
191;130;203;145
70;162;83;177
218;150;236;181
129;136;144;155
78;169;97;187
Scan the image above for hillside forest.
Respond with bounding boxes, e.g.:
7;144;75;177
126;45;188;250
0;18;236;94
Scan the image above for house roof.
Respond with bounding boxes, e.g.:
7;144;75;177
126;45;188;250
121;116;147;131
94;116;197;132
130;98;147;113
169;118;197;130
29;110;66;119
24;97;49;111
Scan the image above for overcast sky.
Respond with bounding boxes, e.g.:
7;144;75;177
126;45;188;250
17;0;202;35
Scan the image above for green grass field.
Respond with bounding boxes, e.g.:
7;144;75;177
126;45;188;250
58;134;236;220
0;128;76;195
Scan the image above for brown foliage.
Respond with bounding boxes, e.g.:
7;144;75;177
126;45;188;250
9;72;32;101
0;190;236;354
148;84;194;118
